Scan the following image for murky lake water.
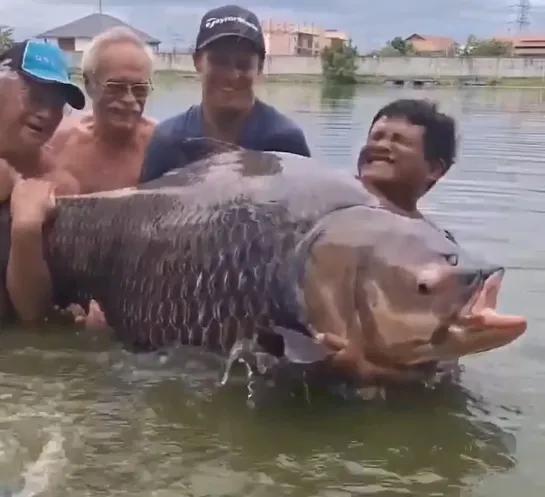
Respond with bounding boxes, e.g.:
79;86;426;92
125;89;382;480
1;81;545;496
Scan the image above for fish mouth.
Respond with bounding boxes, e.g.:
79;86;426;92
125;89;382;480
420;269;527;364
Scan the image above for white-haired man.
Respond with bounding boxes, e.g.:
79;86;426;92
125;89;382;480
2;27;156;326
49;26;156;191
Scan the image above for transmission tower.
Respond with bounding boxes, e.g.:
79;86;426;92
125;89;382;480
513;0;531;32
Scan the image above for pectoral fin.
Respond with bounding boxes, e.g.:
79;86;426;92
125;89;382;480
273;326;334;364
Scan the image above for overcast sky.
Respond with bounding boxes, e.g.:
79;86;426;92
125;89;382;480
1;0;545;51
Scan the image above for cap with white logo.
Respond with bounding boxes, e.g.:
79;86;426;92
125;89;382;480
0;40;85;109
195;5;266;56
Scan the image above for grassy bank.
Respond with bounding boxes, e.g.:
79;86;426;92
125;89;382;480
489;77;545;88
151;71;545;89
70;69;545;89
355;74;545;88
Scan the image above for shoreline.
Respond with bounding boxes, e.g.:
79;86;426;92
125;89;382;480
69;70;545;89
67;52;545;89
141;72;545;89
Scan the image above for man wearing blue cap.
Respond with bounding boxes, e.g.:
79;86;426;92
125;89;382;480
0;39;85;323
0;40;85;163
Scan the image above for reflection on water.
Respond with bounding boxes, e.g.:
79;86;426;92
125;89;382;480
319;84;357;106
1;83;545;496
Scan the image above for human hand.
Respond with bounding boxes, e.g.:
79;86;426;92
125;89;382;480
315;332;436;386
51;300;108;330
74;300;108;330
10;178;55;229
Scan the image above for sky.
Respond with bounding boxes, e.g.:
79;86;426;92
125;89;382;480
1;0;545;52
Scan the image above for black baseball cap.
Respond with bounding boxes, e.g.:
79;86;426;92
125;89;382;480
0;40;85;110
195;5;266;56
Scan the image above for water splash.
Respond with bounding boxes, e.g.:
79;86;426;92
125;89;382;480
12;429;66;497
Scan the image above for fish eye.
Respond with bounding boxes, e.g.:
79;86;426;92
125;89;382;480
444;253;458;266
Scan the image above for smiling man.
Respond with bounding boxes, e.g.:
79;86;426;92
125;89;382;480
0;40;85;179
357;99;457;217
0;27;157;327
48;26;157;192
356;98;461;382
0;39;85;323
139;4;311;182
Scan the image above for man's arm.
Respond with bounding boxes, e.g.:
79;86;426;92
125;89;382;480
7;179;56;323
7;222;52;323
265;127;312;158
6;170;80;324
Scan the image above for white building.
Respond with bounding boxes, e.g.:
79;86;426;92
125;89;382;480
35;13;161;53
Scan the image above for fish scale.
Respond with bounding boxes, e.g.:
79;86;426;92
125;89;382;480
27;193;312;355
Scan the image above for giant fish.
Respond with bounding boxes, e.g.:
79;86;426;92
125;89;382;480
0;139;527;397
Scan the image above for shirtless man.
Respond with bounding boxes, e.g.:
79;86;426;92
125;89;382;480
0;40;85;323
49;26;156;192
2;28;155;325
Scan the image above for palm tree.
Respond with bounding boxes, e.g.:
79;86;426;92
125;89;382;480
0;26;14;52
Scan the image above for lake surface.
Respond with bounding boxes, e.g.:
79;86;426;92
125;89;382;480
1;81;545;496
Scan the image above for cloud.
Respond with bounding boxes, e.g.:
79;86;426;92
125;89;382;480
1;0;543;50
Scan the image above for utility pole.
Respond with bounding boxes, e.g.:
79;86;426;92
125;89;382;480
513;0;531;32
98;0;103;14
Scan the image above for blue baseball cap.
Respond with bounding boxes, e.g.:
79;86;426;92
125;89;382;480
0;40;85;110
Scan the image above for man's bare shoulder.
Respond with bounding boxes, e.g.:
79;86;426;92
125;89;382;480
58;111;93;131
47;112;94;151
139;115;157;139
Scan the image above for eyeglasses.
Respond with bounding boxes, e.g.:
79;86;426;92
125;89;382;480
99;80;153;99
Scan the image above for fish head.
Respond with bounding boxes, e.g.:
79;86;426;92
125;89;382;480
348;207;526;366
304;205;526;376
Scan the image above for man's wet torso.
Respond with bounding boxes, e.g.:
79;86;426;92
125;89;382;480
48;113;156;193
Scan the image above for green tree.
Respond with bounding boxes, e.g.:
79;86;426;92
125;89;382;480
389;36;414;56
0;26;14;52
377;45;405;57
462;34;512;56
321;40;359;84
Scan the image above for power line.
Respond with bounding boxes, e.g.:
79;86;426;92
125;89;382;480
512;0;531;32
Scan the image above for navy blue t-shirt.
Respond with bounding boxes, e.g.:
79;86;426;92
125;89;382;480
139;99;311;183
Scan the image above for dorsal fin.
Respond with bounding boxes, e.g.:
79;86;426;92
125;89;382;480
173;137;242;166
138;137;243;190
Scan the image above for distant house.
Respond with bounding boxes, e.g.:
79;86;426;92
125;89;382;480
261;19;349;56
35;13;161;53
405;33;458;56
495;35;545;57
324;29;349;50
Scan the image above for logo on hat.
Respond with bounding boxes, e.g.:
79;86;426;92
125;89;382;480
204;16;259;32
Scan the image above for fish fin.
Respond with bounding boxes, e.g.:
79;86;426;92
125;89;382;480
273;326;334;364
138;137;243;189
174;137;242;166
